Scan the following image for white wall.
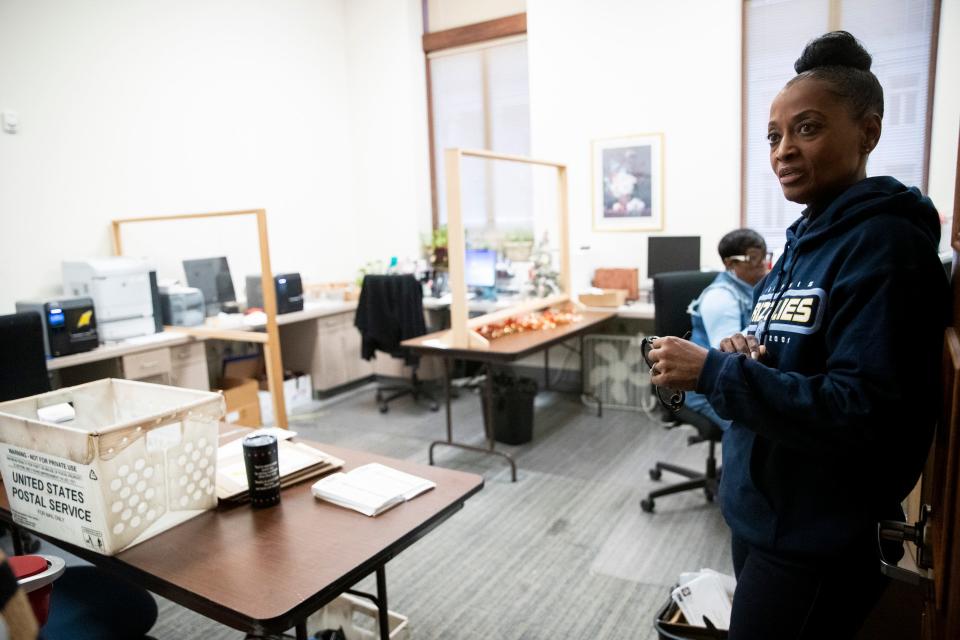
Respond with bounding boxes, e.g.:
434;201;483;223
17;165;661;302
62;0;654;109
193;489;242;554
0;0;431;312
427;0;526;31
930;0;960;249
344;0;433;268
526;0;743;290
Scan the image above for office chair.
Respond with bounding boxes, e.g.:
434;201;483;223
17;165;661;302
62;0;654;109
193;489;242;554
0;313;52;555
0;312;51;402
641;270;722;513
354;275;439;413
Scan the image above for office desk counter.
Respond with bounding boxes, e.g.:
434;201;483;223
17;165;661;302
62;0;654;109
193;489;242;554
47;300;366;398
45;332;197;371
402;311;616;480
0;430;483;640
164;300;359;338
46;301;361;370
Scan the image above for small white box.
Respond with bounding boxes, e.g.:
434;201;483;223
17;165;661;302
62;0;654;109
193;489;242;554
0;379;224;555
307;593;409;640
258;374;313;425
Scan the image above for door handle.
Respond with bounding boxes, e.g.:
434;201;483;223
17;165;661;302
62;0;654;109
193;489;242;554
878;503;934;596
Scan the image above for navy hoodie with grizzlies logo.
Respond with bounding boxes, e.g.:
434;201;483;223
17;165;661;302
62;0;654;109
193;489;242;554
696;176;949;555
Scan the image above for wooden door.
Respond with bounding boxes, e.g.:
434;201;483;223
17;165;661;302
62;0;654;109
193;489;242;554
925;130;960;639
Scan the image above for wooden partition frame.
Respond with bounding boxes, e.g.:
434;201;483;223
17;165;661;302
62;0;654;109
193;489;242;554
111;209;288;428
443;148;571;349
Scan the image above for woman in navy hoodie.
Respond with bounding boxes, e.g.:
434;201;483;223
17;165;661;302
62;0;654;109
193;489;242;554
647;31;949;638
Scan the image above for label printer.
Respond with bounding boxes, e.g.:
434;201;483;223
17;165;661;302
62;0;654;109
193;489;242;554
246;273;304;314
14;297;99;357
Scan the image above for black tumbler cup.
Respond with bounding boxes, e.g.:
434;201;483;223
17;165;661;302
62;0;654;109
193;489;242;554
242;434;281;508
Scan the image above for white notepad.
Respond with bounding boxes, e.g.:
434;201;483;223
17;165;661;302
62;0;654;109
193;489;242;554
310;463;436;516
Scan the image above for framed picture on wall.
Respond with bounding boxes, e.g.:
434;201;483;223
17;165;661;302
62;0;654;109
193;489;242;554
592;133;664;232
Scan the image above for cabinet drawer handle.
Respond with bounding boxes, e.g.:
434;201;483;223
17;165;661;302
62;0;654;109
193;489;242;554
140;361;158;368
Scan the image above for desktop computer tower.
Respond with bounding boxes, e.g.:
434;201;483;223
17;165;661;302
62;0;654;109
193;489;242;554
246;273;304;314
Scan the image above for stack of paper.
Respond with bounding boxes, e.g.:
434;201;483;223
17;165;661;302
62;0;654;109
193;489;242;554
670;568;735;630
216;434;344;501
310;463;436;516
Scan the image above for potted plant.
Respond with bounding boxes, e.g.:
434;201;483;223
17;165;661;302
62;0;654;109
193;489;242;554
502;229;534;262
428;226;448;269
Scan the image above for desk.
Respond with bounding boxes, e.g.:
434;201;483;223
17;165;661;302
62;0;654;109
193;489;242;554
46;301;373;402
0;430;483;640
45;332;196;371
423;293;655;320
580;301;655;319
402;310;616;481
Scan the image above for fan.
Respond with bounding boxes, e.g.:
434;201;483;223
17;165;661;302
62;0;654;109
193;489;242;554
583;335;654;411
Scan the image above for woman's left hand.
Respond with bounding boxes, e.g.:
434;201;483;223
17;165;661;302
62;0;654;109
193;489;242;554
647;336;709;391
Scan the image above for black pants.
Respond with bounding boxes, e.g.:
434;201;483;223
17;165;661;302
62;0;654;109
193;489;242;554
729;535;889;639
43;566;158;639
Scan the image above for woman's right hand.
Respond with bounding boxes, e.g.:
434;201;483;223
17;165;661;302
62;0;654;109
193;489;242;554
719;333;767;361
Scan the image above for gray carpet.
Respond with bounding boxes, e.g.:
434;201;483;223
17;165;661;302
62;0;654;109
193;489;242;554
13;385;733;639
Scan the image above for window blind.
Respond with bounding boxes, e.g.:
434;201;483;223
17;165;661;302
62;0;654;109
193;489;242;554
744;0;936;251
429;37;531;230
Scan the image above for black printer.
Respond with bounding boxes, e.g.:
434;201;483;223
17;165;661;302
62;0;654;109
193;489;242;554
245;273;304;314
15;297;99;357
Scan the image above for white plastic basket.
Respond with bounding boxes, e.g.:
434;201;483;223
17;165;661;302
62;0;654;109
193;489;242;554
307;593;409;640
0;378;224;555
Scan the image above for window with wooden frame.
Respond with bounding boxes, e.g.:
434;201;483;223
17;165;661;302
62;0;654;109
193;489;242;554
742;0;940;251
423;13;531;232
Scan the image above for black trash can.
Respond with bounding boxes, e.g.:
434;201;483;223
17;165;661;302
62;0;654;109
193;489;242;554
482;372;538;445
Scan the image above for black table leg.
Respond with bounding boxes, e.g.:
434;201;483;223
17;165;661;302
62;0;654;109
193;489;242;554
544;348;550;391
376;566;389;640
483;363;495;450
428;359;517;481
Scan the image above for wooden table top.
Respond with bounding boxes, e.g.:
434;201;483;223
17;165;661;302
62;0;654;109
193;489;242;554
0;435;483;634
401;310;616;363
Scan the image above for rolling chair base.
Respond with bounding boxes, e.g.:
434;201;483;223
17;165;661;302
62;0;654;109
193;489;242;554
641;449;720;513
375;374;440;413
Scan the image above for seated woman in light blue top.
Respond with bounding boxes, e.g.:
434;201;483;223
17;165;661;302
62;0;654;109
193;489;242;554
685;229;770;430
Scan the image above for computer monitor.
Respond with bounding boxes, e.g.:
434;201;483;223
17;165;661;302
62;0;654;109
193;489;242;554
465;249;497;289
647;236;701;277
182;257;237;316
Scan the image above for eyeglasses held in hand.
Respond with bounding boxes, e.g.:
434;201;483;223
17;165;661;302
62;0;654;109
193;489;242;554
641;336;685;413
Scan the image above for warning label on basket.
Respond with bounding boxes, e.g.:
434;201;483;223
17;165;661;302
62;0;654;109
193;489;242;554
0;444;99;548
81;526;105;552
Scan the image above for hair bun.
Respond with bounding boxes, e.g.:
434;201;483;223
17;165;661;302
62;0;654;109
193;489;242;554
794;31;872;74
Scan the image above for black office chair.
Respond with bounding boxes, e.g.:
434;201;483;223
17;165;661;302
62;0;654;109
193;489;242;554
354;274;439;413
0;312;51;402
641;270;722;513
0;313;53;554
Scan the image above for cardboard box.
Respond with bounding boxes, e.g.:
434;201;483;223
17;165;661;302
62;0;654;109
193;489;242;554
578;289;628;307
0;379;223;555
220;377;262;427
222;355;263;381
593;268;640;301
221;355;311;424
